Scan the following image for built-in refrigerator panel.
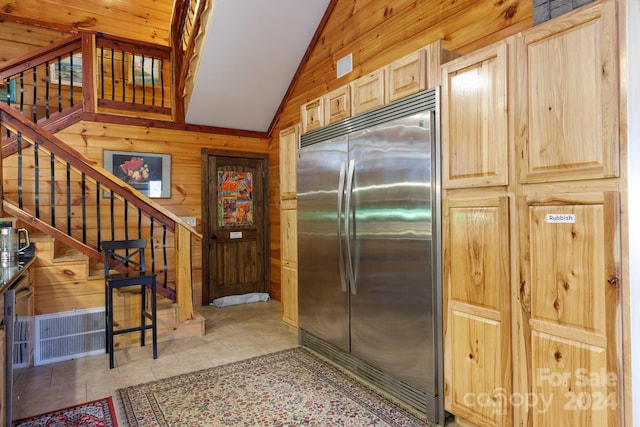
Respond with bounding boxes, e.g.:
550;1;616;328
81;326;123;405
348;112;436;394
297;135;350;352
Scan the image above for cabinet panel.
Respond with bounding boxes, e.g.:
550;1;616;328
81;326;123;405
441;42;508;188
323;85;351;125
281;265;298;328
279;125;299;200
532;332;616;426
444;196;511;426
520;191;621;426
386;49;426;103
280;207;297;265
450;310;504;425
300;98;323;134
449;199;509;310
351;69;385;115
516;1;618;183
527;202;607;334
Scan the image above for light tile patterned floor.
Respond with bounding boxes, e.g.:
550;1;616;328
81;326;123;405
12;299;298;423
12;299;462;426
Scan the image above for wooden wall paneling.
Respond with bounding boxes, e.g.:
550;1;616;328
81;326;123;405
386;49;426;103
323;85;351;125
0;0;174;45
515;0;618;184
0;22;68;66
441;40;509;189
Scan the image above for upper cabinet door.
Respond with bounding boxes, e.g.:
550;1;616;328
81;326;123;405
441;41;509;188
279;124;299;200
516;0;618;183
386;49;426;103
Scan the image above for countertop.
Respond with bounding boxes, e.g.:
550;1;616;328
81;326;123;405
0;254;35;297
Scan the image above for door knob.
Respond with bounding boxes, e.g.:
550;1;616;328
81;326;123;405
209;234;217;239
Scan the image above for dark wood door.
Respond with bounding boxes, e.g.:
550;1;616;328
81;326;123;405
202;151;269;303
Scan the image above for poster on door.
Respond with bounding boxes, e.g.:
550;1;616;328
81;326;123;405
218;171;254;226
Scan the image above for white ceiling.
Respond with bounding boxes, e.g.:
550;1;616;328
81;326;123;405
185;0;331;133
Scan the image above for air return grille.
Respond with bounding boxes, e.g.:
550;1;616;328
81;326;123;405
34;308;105;366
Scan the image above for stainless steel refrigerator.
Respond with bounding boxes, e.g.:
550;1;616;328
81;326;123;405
297;88;444;424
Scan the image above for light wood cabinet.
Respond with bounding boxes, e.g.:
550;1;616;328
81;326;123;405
519;191;621;426
442;2;623;426
323;85;351;125
515;0;618;183
444;196;512;427
441;41;509;188
386;49;426;103
279;125;299;200
300;98;323;134
351;69;385;115
279;124;299;328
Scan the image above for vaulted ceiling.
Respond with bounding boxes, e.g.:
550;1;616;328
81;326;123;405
0;0;331;133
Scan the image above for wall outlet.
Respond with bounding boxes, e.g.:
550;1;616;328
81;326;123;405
181;216;197;226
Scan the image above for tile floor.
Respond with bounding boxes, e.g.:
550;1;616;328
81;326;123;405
12;300;461;426
12;299;299;423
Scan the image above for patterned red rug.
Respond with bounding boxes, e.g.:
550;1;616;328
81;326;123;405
14;397;118;427
118;347;428;426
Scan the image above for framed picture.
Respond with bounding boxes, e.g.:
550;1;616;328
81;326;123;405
50;53;83;87
130;54;160;85
103;150;171;198
0;80;17;102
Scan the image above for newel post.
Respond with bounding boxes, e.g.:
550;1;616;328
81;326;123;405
175;223;195;321
81;32;97;114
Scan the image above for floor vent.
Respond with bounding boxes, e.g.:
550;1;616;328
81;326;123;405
34;308;106;366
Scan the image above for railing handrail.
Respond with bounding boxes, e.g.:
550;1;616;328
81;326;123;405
0;102;201;239
0;35;84;80
171;0;207;123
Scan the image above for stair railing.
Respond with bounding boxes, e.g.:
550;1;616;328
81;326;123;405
171;0;207;122
0;31;173;132
0;102;197;321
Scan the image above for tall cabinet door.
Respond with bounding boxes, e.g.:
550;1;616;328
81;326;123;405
441;41;508;189
520;192;621;426
515;0;618;183
444;197;512;427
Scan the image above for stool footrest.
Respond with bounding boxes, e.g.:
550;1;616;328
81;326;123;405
112;324;155;336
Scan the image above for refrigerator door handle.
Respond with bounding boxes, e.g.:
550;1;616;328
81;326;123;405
344;159;357;294
337;160;348;292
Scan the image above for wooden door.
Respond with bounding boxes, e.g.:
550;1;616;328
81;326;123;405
201;151;269;303
279;125;299;327
441;40;509;189
515;0;618;183
444;196;512;426
519;192;621;426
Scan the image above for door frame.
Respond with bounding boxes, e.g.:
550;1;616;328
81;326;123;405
200;148;270;306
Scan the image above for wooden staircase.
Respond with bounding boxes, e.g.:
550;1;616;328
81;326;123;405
27;230;204;350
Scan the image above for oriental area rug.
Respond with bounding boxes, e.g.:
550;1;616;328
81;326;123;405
117;347;428;426
14;397;118;427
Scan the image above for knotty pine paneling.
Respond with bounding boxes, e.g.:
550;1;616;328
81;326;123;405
0;21;68;65
0;0;174;46
268;0;532;304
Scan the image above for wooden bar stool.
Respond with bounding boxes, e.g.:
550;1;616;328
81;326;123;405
101;239;157;369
